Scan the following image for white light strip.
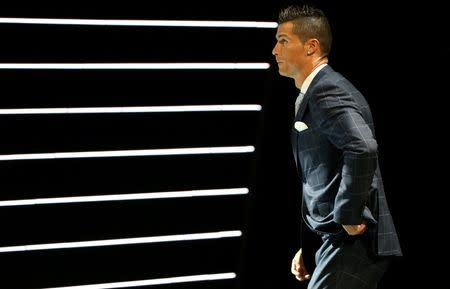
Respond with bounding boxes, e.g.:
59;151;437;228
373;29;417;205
0;188;249;207
45;272;236;289
0;231;242;253
0;63;270;69
0;105;262;115
0;17;277;28
0;146;255;161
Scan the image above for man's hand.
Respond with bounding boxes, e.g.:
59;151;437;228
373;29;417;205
342;222;367;236
291;248;310;281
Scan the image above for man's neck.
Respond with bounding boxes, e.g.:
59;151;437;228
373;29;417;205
295;56;328;89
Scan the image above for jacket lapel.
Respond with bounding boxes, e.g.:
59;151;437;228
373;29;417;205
291;90;310;170
291;66;333;170
294;65;333;122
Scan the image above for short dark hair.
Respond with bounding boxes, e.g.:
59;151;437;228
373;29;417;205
278;4;332;56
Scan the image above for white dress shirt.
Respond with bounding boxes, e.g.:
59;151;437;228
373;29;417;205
295;63;328;116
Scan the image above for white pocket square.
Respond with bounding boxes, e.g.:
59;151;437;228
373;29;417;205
294;121;308;132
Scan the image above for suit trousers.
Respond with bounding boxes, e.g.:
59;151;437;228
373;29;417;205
307;231;390;289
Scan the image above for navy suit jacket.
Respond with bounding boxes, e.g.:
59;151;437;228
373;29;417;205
291;65;402;256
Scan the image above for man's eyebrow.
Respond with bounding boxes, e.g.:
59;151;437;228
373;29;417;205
276;33;289;39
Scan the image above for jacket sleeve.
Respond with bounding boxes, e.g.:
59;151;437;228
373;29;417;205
309;81;378;225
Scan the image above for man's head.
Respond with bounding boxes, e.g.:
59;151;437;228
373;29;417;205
272;5;332;84
278;5;332;57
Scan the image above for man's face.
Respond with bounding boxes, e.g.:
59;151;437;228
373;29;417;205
272;21;307;79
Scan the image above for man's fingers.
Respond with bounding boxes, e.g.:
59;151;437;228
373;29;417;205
295;274;311;281
343;222;367;235
291;265;298;275
291;261;310;281
291;248;310;282
291;257;298;274
353;223;367;235
359;223;367;233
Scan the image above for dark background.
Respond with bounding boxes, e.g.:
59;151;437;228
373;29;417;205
0;0;447;288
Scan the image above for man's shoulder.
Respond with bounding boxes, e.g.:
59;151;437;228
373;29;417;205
311;67;361;97
310;66;345;89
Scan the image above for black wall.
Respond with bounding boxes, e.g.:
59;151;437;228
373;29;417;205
1;1;448;288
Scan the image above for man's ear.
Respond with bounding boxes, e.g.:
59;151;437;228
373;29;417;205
306;38;320;55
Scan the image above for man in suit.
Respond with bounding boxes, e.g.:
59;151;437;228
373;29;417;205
272;4;402;289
